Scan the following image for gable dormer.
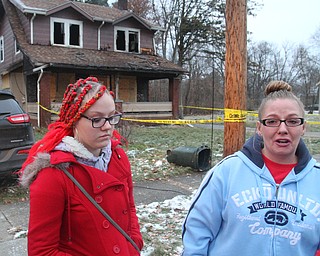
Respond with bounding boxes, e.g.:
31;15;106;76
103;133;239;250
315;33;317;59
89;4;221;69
6;0;162;54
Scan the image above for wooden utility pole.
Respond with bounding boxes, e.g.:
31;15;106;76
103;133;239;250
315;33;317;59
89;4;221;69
223;0;247;157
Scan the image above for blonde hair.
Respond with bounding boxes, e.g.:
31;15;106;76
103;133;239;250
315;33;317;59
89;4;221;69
258;80;305;119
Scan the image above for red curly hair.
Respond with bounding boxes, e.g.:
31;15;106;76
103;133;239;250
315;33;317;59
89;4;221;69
20;76;115;173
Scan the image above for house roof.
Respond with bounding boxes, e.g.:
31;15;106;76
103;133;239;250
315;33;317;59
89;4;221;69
9;0;164;30
23;45;185;77
2;0;184;78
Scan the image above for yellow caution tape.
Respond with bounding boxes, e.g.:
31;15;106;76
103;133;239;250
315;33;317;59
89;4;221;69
122;118;221;124
184;106;258;117
306;121;320;125
37;102;59;115
224;108;247;123
35;103;320;125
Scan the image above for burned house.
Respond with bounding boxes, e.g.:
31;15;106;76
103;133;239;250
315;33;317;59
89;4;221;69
0;0;185;126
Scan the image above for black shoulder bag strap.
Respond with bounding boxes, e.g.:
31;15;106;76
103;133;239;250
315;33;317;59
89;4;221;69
60;166;141;254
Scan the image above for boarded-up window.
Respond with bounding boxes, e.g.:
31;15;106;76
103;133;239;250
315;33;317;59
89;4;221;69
118;76;137;102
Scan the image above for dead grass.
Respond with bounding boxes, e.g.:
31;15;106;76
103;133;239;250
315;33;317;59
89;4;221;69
126;124;224;181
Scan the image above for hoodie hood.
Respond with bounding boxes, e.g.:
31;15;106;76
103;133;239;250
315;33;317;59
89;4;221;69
241;133;313;174
240;133;316;221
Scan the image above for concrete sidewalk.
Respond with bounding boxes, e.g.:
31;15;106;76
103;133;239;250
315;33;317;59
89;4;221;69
0;171;206;255
0;200;28;256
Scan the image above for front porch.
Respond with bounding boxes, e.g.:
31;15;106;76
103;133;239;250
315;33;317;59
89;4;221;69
121;102;172;118
27;101;174;125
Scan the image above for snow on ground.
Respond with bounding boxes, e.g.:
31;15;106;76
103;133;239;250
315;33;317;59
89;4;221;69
137;191;196;255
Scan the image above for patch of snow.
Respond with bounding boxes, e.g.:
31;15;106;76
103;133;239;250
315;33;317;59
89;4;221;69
154;160;162;167
14;230;28;239
137;191;196;255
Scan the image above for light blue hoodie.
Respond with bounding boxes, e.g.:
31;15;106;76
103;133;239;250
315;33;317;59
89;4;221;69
182;134;320;256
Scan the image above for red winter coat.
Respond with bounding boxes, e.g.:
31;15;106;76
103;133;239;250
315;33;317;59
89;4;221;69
26;140;143;255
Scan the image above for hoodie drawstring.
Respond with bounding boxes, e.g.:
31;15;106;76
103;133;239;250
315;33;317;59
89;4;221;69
295;180;302;222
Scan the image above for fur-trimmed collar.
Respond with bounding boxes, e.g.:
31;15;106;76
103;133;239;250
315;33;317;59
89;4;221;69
20;152;69;187
20;136;112;187
60;136;95;159
55;136;112;172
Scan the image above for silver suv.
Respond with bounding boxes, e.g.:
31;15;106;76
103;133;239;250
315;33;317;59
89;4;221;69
0;90;35;181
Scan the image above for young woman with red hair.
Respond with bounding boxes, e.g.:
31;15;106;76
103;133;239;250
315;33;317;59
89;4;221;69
20;77;143;255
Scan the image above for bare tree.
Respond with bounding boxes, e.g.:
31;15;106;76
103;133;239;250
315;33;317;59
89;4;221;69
291;45;320;111
151;0;225;66
128;0;152;18
247;41;320;111
247;42;278;109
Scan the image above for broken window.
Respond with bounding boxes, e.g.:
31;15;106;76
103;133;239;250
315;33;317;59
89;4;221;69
69;24;80;46
14;39;21;54
53;22;64;45
115;27;140;53
0;36;4;62
129;31;138;52
51;18;82;47
116;30;126;51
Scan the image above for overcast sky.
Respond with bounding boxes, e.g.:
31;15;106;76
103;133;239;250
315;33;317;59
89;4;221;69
247;0;320;46
109;0;320;47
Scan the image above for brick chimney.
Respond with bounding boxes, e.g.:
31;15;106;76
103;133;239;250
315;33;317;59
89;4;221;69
118;0;128;10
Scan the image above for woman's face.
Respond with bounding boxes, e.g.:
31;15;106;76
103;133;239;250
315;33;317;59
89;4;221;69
74;93;116;157
256;98;305;164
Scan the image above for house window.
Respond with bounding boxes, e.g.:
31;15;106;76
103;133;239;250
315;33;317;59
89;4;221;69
50;18;83;47
15;39;21;54
115;27;140;53
0;36;4;62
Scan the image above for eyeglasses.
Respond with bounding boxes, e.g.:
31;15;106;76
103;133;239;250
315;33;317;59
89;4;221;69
260;118;304;127
81;113;122;128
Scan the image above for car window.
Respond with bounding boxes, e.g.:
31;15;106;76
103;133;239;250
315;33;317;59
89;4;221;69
0;97;23;115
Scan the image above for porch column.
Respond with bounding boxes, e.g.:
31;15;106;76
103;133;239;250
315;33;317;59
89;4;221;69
169;77;181;119
39;72;51;127
115;99;123;113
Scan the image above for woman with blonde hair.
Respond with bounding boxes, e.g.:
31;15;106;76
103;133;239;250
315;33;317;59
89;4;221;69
182;80;320;256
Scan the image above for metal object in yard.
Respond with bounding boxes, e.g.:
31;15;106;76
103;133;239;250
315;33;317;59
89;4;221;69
166;145;211;171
